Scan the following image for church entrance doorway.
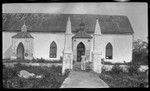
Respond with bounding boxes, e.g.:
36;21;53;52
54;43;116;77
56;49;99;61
17;42;24;60
77;42;85;62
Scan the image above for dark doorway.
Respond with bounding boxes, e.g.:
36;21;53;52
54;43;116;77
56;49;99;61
77;42;85;62
17;42;24;60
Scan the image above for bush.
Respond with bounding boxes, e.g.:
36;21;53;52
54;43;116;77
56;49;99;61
3;65;18;80
64;69;70;77
110;64;123;75
13;63;36;73
132;39;148;65
128;63;140;75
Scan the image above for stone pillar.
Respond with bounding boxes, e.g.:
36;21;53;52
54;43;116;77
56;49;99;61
92;51;102;73
92;18;102;73
62;17;73;75
62;52;73;74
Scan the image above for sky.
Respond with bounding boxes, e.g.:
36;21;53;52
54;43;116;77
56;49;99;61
2;3;148;42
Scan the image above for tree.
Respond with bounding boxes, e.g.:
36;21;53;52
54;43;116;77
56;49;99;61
132;39;148;65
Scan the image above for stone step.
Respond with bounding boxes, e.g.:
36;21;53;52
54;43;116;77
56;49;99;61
73;63;82;71
73;62;93;71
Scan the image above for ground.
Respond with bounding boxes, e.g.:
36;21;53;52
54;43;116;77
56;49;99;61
60;71;109;88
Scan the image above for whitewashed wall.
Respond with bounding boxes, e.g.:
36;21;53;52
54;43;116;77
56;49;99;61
11;38;33;60
3;32;66;60
98;34;133;63
31;32;65;60
3;32;133;63
3;32;16;59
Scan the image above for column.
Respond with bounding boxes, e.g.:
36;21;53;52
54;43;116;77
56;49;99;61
62;17;73;75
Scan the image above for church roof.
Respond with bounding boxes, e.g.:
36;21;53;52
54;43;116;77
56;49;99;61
3;13;134;34
12;32;34;38
72;30;92;39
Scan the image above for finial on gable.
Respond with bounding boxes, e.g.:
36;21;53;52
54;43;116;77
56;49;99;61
21;21;27;32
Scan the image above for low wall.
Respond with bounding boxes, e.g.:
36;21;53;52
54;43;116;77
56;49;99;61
3;62;62;68
102;64;148;72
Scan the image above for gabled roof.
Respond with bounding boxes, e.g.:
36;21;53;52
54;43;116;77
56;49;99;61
3;13;134;34
12;32;34;38
72;30;92;39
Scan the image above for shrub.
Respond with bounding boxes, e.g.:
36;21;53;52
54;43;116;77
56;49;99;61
110;64;123;75
132;40;148;65
3;65;18;79
36;58;45;63
64;69;70;77
128;63;140;75
30;58;37;63
13;63;33;73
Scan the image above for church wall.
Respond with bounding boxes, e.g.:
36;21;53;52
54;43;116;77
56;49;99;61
3;32;133;63
113;35;133;63
11;38;33;60
98;34;133;63
2;32;34;59
30;32;65;60
2;32;65;60
3;32;16;59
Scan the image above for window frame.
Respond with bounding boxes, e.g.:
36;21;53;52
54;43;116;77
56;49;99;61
105;43;113;59
50;41;57;58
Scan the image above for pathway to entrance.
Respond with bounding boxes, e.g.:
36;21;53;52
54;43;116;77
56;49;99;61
60;71;109;88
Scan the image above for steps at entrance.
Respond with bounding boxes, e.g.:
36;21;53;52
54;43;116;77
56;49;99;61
73;62;92;71
73;62;82;71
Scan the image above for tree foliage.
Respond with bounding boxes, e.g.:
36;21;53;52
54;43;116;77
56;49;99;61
132;39;148;65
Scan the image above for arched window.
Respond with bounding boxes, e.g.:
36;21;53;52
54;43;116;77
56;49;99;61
17;42;24;59
50;41;57;58
106;43;113;59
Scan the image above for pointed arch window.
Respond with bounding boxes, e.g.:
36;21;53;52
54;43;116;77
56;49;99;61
50;41;57;58
17;42;24;59
106;43;113;59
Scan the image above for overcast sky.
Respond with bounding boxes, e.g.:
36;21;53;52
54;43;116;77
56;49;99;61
2;3;148;42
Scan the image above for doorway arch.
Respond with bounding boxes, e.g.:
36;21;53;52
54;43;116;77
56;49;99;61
17;42;24;59
77;42;85;62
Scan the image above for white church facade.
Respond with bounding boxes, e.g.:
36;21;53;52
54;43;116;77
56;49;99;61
2;13;134;73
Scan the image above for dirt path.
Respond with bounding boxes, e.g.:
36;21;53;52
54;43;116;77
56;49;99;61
60;71;109;88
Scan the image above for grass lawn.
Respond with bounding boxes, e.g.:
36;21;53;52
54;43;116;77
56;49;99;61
3;63;70;88
99;71;148;88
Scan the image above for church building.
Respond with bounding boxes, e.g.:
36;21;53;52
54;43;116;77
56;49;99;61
3;13;134;73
